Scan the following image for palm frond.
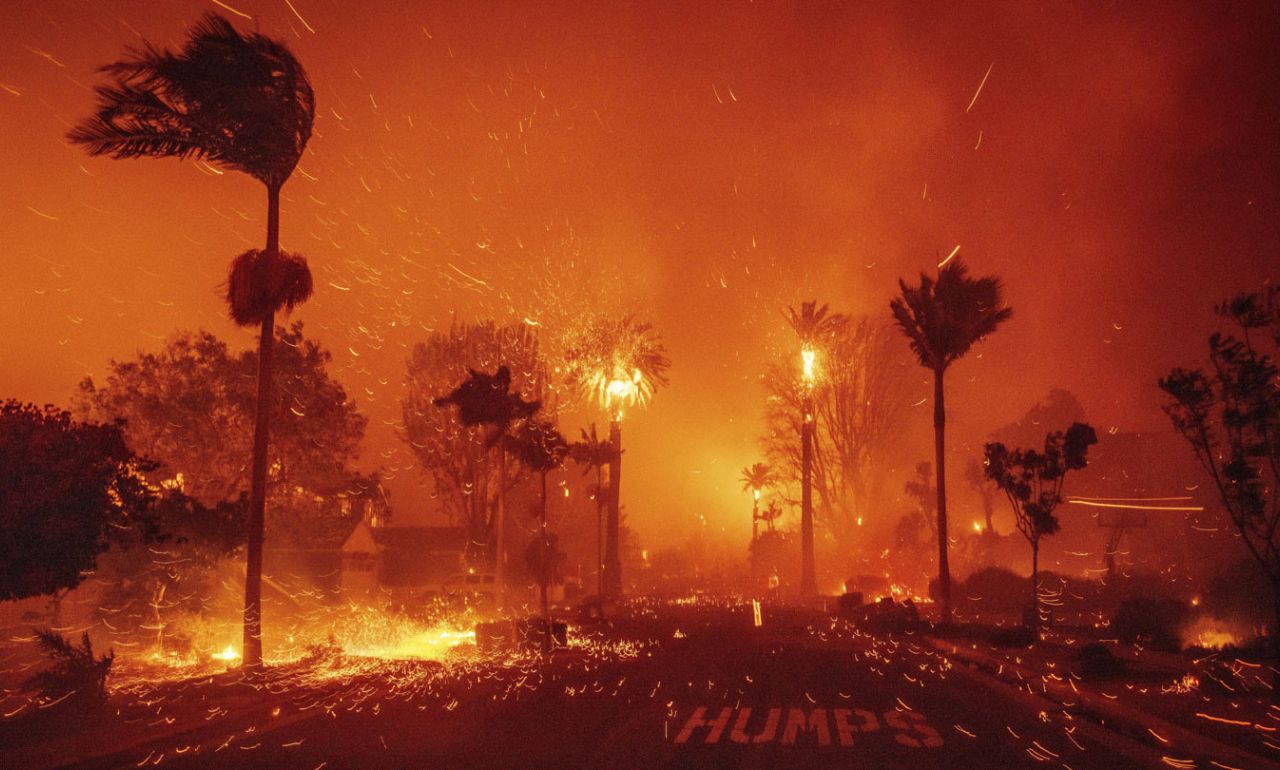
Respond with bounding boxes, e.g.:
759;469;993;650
69;12;314;187
562;315;671;412
890;258;1011;371
785;300;847;346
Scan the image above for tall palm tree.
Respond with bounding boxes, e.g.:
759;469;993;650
784;301;846;597
739;462;774;543
564;316;670;597
890;258;1011;624
570;424;616;597
68;13;315;672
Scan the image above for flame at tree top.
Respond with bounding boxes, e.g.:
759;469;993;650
801;347;817;385
563;315;670;421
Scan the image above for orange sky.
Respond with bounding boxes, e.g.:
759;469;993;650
1;1;1277;550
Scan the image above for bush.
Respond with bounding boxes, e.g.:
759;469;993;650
1076;642;1125;679
23;629;113;709
1203;559;1272;629
990;625;1036;648
1110;598;1189;652
955;567;1027;622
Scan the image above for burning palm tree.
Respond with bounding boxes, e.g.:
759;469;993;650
69;13;316;672
564;316;670;597
784;301;846;597
890;258;1011;624
740;462;775;544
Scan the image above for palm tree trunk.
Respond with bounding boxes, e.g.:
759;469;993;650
801;391;816;597
1104;526;1120;580
752;499;759;544
933;368;951;625
596;465;604;598
1272;583;1280;703
540;470;550;652
605;419;622;597
496;447;507;608
1030;540;1040;634
243;182;280;674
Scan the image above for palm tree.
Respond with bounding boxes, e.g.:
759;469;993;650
570;424;616;597
784;301;846;597
739;462;774;543
435;366;541;604
890;258;1011;624
69;14;315;672
563;316;670;597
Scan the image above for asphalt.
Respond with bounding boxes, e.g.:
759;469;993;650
56;601;1216;769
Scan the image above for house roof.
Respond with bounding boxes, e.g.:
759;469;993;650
371;526;467;553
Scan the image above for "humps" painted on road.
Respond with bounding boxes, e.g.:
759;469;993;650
673;705;944;747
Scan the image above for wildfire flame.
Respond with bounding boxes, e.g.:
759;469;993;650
801;347;816;383
211;644;240;662
1182;616;1241;650
600;368;644;415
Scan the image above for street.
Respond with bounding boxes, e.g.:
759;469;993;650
43;600;1210;769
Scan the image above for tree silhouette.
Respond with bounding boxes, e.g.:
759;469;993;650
1161;286;1280;695
76;324;371;549
505;419;569;650
0;402;158;602
757;499;783;533
740;462;774;493
964;459;997;535
891;258;1012;623
403;321;544;561
69;13;316;673
434;366;541;440
785;301;847;348
984;423;1096;633
903;461;938;543
434;365;541;601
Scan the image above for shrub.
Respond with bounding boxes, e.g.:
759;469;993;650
1110;598;1189;652
23;629;113;709
990;625;1036;648
1202;559;1272;629
1076;642;1125;679
956;567;1027;622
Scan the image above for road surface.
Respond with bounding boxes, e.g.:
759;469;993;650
63;600;1197;769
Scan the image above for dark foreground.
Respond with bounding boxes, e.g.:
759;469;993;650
6;599;1272;769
